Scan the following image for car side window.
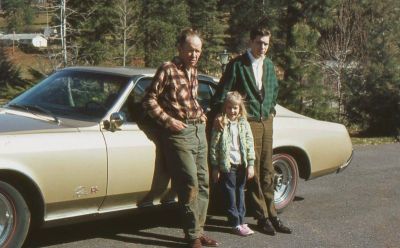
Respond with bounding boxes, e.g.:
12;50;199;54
198;80;215;113
121;77;215;123
121;77;152;123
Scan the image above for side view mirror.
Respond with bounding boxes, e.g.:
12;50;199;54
106;112;125;131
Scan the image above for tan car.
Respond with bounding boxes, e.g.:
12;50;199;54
0;67;353;247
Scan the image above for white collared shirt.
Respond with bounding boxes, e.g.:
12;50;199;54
186;68;191;81
247;49;264;90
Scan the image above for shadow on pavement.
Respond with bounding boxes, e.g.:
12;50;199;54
24;205;187;248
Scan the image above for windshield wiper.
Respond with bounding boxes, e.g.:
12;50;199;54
8;103;60;124
7;103;26;111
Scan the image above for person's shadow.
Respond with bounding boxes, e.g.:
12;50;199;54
24;205;189;248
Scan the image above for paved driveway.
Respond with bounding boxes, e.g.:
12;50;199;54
25;143;400;248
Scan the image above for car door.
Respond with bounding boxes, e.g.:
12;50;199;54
99;77;157;212
99;76;216;212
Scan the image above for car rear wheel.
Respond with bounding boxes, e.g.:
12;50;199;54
0;181;31;248
273;153;299;212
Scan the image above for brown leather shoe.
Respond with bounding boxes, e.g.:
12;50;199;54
257;218;276;236
199;235;219;247
270;217;292;234
188;238;202;248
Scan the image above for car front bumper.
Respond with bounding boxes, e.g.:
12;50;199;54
336;149;354;173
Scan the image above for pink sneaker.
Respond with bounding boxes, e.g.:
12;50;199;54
241;224;255;235
233;225;253;236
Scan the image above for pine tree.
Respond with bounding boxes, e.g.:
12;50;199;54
223;0;338;120
65;0;117;65
345;0;400;136
273;1;341;120
186;0;225;75
2;0;35;32
222;0;270;53
0;45;29;102
139;0;189;67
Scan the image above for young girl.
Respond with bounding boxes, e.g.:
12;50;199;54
210;91;256;236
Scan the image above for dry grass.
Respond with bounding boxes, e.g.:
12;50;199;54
5;47;52;80
0;11;48;31
351;136;398;146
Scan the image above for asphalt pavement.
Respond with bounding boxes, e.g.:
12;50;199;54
25;143;400;248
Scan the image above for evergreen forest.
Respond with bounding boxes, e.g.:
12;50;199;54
0;0;399;137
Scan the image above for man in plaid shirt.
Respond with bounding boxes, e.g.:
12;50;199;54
143;28;218;248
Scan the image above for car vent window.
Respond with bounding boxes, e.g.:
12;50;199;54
121;77;152;123
198;80;214;112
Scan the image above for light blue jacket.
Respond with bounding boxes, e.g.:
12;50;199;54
209;117;255;173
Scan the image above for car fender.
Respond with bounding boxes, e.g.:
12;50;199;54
273;135;311;180
274;117;352;179
0;160;46;224
0;160;42;185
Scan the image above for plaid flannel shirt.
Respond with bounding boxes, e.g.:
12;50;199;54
142;57;204;129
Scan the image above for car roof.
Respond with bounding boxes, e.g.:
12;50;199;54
62;66;157;77
61;66;218;84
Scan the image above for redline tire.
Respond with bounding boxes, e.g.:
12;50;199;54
273;153;299;212
0;181;31;248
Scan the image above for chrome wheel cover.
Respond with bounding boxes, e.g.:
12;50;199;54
273;158;293;205
0;193;14;245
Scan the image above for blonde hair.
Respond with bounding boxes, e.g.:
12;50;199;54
222;91;247;121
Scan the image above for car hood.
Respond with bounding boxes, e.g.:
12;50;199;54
0;108;79;134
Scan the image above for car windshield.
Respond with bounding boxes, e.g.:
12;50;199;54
7;70;131;122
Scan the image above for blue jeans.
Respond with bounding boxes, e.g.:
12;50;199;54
220;164;246;227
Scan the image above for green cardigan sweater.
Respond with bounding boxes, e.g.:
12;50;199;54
209;117;255;173
211;52;279;120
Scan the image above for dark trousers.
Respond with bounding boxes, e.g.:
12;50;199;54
161;123;209;240
137;119;172;204
220;164;246;227
246;114;277;220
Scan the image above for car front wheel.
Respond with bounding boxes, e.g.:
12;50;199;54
273;153;299;212
0;181;31;248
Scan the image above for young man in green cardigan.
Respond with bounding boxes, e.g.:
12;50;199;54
210;25;292;236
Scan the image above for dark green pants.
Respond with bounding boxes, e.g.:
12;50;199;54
247;115;277;220
161;123;209;240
